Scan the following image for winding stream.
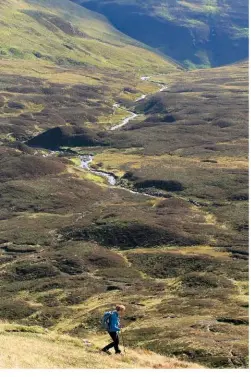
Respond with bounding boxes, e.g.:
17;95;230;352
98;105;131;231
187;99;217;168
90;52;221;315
80;153;159;198
80;155;116;186
135;94;147;102
109;76;169;131
110;111;138;131
79;75;169;193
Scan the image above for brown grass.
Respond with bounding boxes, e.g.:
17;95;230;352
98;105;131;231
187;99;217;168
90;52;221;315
0;331;203;369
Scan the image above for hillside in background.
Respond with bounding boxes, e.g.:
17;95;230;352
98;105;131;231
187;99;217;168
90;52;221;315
73;0;248;68
0;0;171;68
0;0;179;142
0;0;249;370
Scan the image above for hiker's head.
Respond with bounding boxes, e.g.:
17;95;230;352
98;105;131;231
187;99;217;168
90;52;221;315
116;304;125;315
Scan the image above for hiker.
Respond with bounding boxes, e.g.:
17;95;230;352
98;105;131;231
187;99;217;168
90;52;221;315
101;304;126;355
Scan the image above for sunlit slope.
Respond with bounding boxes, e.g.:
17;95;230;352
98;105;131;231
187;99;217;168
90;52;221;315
0;0;175;73
0;323;202;368
0;0;179;140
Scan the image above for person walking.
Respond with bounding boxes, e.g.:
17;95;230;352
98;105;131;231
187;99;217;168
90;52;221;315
101;304;126;355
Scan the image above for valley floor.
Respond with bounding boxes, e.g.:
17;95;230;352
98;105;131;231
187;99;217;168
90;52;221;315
0;1;248;369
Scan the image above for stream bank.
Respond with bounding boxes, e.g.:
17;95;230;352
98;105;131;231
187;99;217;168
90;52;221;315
78;75;170;196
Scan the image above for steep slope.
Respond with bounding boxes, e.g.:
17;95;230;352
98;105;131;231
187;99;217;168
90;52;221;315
0;0;173;70
74;0;248;68
0;324;202;368
0;0;179;141
0;240;248;367
0;62;248;369
0;0;248;370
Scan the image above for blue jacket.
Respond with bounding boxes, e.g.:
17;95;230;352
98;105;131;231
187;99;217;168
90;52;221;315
108;311;120;332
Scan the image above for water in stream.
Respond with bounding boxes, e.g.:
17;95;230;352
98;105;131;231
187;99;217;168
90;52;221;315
80;155;116;186
79;75;168;196
111;77;168;130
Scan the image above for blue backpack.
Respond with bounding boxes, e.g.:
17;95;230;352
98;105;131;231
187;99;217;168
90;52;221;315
101;311;112;330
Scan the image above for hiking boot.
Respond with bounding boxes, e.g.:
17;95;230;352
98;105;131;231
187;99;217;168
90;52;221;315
101;349;112;355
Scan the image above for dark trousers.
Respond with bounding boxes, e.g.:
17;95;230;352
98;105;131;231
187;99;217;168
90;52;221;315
103;331;120;353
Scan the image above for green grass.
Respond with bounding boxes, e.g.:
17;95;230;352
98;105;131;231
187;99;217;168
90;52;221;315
0;325;203;368
231;26;249;39
0;240;248;367
0;0;176;72
0;0;179;141
0;2;248;368
74;0;248;67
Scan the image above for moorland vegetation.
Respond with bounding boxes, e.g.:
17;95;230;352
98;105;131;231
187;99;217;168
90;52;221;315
0;0;248;369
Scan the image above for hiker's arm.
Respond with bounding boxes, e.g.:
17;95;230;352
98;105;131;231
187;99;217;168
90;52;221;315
114;316;120;331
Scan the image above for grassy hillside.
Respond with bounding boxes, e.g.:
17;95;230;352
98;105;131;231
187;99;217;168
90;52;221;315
0;241;248;367
0;0;179;140
74;0;248;68
0;63;248;368
0;0;174;70
0;323;202;368
0;0;248;370
27;61;248;251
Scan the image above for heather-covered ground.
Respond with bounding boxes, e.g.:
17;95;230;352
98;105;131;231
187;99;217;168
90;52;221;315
0;0;248;369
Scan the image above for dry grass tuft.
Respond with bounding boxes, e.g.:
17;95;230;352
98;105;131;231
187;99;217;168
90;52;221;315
0;330;203;369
